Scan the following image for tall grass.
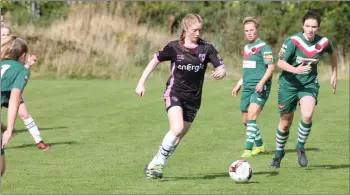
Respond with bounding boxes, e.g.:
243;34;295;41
10;3;176;79
8;2;349;80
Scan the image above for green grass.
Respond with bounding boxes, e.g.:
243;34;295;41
1;78;349;194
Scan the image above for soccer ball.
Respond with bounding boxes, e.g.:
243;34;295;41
229;160;252;183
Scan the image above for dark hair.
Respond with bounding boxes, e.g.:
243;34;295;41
302;9;321;26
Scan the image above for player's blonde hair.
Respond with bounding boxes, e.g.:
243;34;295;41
179;13;203;51
243;17;259;29
1;24;11;34
1;35;28;61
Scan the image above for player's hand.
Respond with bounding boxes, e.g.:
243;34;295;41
25;55;37;69
135;84;145;97
256;82;264;93
232;85;241;97
294;62;311;74
331;74;337;94
211;68;226;80
2;129;13;149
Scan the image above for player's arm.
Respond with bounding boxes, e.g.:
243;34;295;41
330;52;337;77
326;41;337;94
232;77;243;97
136;43;173;97
277;39;310;74
2;69;28;147
208;45;226;80
136;55;160;88
236;77;243;86
260;48;275;85
6;89;22;133
260;65;274;84
212;65;226;80
24;55;37;69
256;64;274;93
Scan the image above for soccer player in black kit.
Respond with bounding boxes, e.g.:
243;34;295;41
135;13;226;179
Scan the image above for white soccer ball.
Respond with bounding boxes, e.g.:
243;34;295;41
229;160;252;183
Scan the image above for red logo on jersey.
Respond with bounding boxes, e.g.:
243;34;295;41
315;43;322;50
251;47;257;53
279;104;285;110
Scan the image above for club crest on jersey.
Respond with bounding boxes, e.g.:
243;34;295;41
176;54;185;61
199;54;206;62
263;52;273;63
279;44;287;57
251;47;257;53
315;43;322;50
278;104;285;110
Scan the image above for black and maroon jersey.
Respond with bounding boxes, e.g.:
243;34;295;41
156;39;224;102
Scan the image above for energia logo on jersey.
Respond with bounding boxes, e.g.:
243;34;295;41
178;63;204;72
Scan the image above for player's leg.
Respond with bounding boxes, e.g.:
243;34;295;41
242;112;248;126
270;113;294;169
1;123;6;133
17;101;50;150
242;103;262;157
168;100;199;156
0;154;5;176
250;85;271;156
295;85;318;167
168;121;191;157
240;88;254;157
270;85;297;168
145;96;185;179
1;137;5;176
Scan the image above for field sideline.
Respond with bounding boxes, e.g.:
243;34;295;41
1;79;349;194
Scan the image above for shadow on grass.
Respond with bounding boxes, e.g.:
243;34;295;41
14;126;69;134
6;141;77;149
259;147;320;155
159;171;277;182
305;164;350;170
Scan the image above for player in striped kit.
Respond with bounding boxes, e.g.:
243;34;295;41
232;17;275;158
270;10;337;168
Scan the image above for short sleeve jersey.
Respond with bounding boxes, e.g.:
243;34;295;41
242;38;274;88
1;60;29;106
278;32;333;87
157;39;224;102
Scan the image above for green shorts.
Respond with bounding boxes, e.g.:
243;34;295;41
240;85;271;112
278;82;319;114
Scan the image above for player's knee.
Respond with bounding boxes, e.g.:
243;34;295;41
279;119;293;131
301;114;313;124
19;111;30;120
170;124;184;137
242;118;247;126
247;113;258;121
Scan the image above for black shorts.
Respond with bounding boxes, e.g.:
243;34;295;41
163;95;200;123
2;96;25;108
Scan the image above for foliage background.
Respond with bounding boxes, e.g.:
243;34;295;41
1;1;349;80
